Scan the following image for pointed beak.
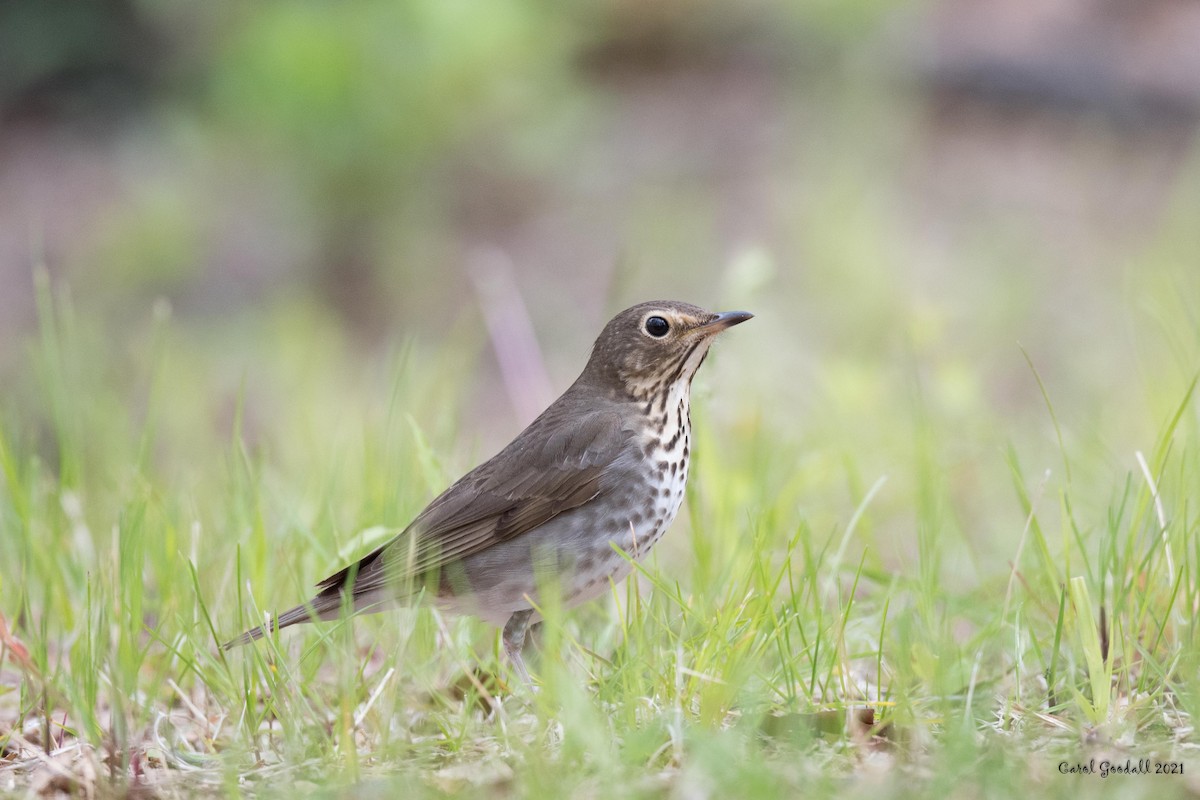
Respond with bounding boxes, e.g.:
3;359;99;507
700;310;754;333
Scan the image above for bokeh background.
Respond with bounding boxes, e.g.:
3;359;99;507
3;0;1200;587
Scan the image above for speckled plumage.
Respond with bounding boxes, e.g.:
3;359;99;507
226;300;752;682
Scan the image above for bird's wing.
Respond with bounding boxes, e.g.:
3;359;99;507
316;407;634;596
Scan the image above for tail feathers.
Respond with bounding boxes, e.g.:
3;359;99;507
223;551;399;650
222;592;344;649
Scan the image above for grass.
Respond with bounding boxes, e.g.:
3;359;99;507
2;261;1199;799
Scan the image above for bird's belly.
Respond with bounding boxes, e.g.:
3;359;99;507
435;464;688;626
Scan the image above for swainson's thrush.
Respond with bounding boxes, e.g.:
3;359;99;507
226;301;752;683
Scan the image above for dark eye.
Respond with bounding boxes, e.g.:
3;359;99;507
644;316;670;337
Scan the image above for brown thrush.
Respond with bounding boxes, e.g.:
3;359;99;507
225;300;752;683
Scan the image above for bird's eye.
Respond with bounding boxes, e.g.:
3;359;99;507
644;316;670;337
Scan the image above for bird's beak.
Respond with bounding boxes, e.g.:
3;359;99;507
699;310;754;334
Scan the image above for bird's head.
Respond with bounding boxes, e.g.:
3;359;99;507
579;300;753;401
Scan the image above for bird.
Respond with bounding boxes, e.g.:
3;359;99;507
224;300;752;684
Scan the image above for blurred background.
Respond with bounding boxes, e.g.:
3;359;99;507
2;0;1199;585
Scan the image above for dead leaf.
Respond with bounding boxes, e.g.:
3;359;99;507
0;609;36;675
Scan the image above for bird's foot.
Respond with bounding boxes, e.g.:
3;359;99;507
502;609;538;692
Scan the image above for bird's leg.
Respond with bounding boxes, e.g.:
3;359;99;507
502;609;536;689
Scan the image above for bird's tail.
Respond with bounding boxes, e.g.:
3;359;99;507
222;591;345;649
222;545;394;649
